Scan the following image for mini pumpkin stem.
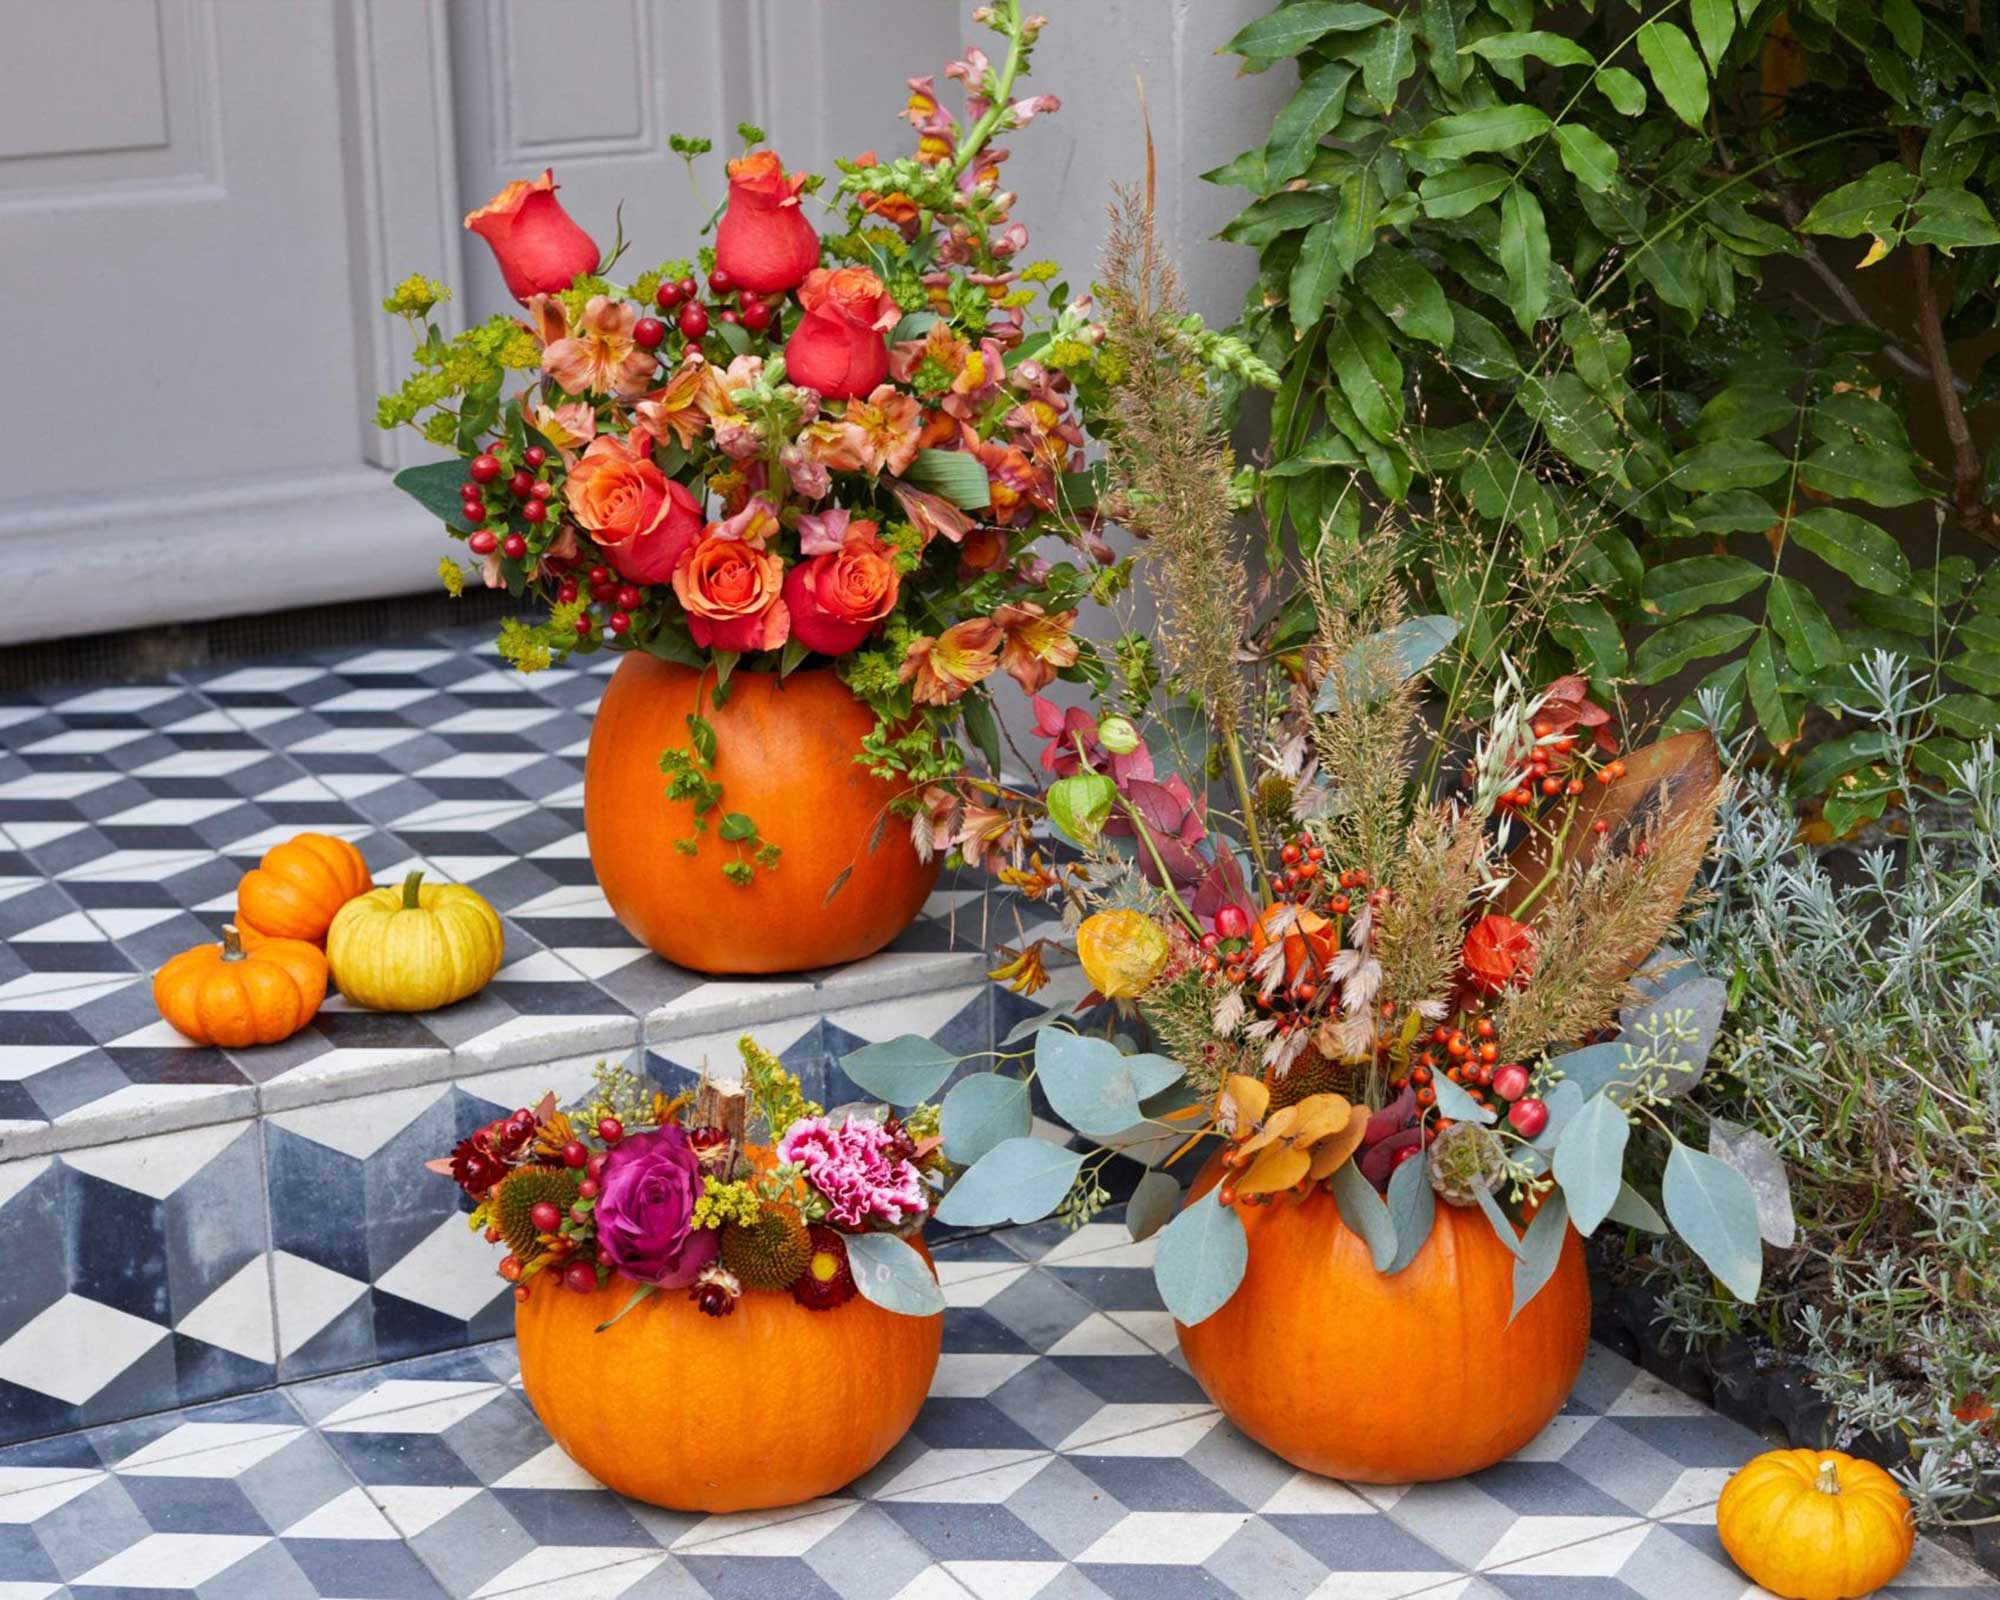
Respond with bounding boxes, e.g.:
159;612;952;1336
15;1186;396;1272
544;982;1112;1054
401;869;426;910
1815;1459;1843;1494
221;924;247;962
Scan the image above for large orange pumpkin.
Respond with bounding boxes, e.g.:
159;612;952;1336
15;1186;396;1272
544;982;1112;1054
237;832;371;945
583;654;939;973
1177;1152;1590;1482
514;1254;943;1511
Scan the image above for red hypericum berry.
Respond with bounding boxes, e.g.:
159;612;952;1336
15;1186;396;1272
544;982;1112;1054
523;445;548;468
1215;904;1251;941
469;454;501;484
586;1153;607;1181
708;266;733;294
592;581;619;602
676;275;697;300
557;581;578;603
655;280;684;309
633;316;666;349
530;1201;561;1234
530;480;554;502
1508;1096;1550;1138
608;611;630;635
1541;776;1563;797
597;1117;623;1143
577;1176;601;1199
1416;1086;1437;1107
614;585;641;609
1475;1018;1496;1040
501;471;528;499
467;530;498;556
1478;1041;1499;1064
1199;931;1219;952
501;534;527;559
563;1261;597;1294
678;302;710;339
513;1285;531;1303
484;1226;503;1243
461;505;486;528
561;1140;589;1168
588;564;610;585
1492;1064;1531;1102
574;615;593;637
740;298;772;331
521;500;547;525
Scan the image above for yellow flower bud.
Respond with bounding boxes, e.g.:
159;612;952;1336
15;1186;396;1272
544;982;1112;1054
1077;910;1170;1000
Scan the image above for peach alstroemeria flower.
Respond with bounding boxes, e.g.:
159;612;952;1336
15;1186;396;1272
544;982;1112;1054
891;483;973;549
993;601;1079;694
835;385;923;476
900;618;1002;706
635;355;719;452
542;295;656;399
711;495;780;549
530;400;596;459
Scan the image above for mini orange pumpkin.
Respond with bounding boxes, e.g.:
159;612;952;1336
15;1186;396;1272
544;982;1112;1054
236;832;370;944
153;925;327;1048
1717;1450;1914;1600
515;1250;942;1511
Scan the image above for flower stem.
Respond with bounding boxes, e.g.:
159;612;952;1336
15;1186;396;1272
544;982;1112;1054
950;0;1026;184
1115;792;1203;937
1221;728;1276;905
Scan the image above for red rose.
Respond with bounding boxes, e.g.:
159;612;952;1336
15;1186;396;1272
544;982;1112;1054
783;267;899;401
564;434;702;584
782;521;901;656
1462;914;1536;994
606;477;702;585
714;151;820;294
672;532;790;654
463;169;599;304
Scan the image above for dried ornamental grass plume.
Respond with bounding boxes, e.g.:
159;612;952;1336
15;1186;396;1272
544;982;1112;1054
1097;179;1248;736
1370;801;1490;1026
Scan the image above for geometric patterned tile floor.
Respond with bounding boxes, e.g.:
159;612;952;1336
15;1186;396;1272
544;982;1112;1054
0;622;1050;1159
3;1209;1993;1600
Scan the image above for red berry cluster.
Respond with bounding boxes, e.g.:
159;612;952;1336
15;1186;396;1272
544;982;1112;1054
568;564;645;641
653;266;778;343
1482;719;1629;823
461;443;555;564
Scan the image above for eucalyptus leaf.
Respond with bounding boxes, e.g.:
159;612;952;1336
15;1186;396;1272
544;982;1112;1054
934;1138;1084;1227
1510;1189;1571;1320
840;1036;959;1106
1153;1189;1249;1324
1318;614;1460;709
1330;1160;1398;1271
1475;1182;1525;1257
1384;1150;1438;1273
1707;1119;1797;1248
1126;1169;1182;1243
1663;1141;1764;1301
1553;1092;1630;1236
940;1072;1032;1166
1036;1030;1183;1137
1431;1072;1497;1125
1607;1180;1668;1234
843;1231;946;1317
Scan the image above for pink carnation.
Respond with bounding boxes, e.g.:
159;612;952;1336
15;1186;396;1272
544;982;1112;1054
777;1115;928;1229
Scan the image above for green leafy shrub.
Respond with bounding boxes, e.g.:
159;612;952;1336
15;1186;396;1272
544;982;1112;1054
1657;653;2000;1524
1213;0;2000;814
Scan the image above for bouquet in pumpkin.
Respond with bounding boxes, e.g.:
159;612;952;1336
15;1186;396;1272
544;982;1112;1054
377;2;1139;878
432;1040;949;1323
832;203;1789;1322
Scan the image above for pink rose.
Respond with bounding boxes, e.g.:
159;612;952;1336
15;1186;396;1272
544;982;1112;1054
593;1126;718;1288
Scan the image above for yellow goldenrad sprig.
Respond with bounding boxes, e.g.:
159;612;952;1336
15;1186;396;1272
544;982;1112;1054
691;1176;762;1229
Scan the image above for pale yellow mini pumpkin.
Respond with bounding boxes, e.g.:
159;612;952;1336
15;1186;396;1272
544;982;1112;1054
326;869;503;1011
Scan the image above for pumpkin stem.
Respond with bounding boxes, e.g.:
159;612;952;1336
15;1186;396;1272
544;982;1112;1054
221;924;246;962
1815;1459;1843;1494
401;869;426;910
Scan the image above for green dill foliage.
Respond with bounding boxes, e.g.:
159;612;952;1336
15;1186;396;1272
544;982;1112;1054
1213;0;1999;804
1658;654;2000;1525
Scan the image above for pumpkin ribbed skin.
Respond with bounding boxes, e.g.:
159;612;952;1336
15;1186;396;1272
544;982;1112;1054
236;833;370;944
515;1252;943;1511
153;929;327;1048
1717;1450;1913;1600
1177;1151;1589;1482
584;654;938;974
326;872;504;1010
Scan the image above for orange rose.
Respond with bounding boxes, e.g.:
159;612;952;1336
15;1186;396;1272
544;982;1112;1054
714;151;820;294
673;532;789;654
783;267;899;400
463;169;599;304
782;521;901;657
564;434;701;582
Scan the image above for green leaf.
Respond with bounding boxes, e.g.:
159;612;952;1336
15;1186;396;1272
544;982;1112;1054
1330;1160;1398;1271
1326;316;1405;439
1153;1189;1249;1324
1361;255;1454;346
1595;65;1646;115
1798;441;1928;508
1946;652;2000;696
1383;1150;1437;1274
960;694;1002;775
1554;598;1627;681
1447;305;1519;377
1332;164;1386;279
1460;30;1594;67
1222;1;1387;62
1767;575;1843;672
844;1231;945;1318
685;713;718;765
1498;186;1551;330
840;1035;959;1105
1349;13;1417;105
899;448;991;510
1047;772;1116;846
1607;1181;1668;1233
1904;187;2000;253
1555;1092;1631;1237
1200;147;1267;193
1553;125;1619;192
1126;1169;1181;1243
1790;730;1891;797
1265;61;1357;185
1694;386;1796;443
1636;614;1760;684
1289;218;1343;331
940;1073;1032;1166
717;812;756;842
1510;1189;1571;1320
1635;21;1710;130
1397;104;1551;162
1674;438;1789;492
1220;189;1341;247
1423;0;1467;91
1934;693;2000;737
1745;631;1795;748
1690;0;1735;70
934;1138;1084;1226
1662;1141;1763;1302
393;460;484;533
1799;164;1917;239
1883;0;1922;54
1684;491;1778;535
1419;163;1511;219
1641;556;1768;619
1790;507;1913;594
1035;1030;1182;1138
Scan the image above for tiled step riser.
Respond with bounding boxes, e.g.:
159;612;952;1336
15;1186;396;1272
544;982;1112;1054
0;984;996;1447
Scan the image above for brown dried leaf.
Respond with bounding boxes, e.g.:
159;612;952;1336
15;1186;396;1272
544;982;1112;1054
1238;1142;1312;1195
1306;1112;1371;1181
